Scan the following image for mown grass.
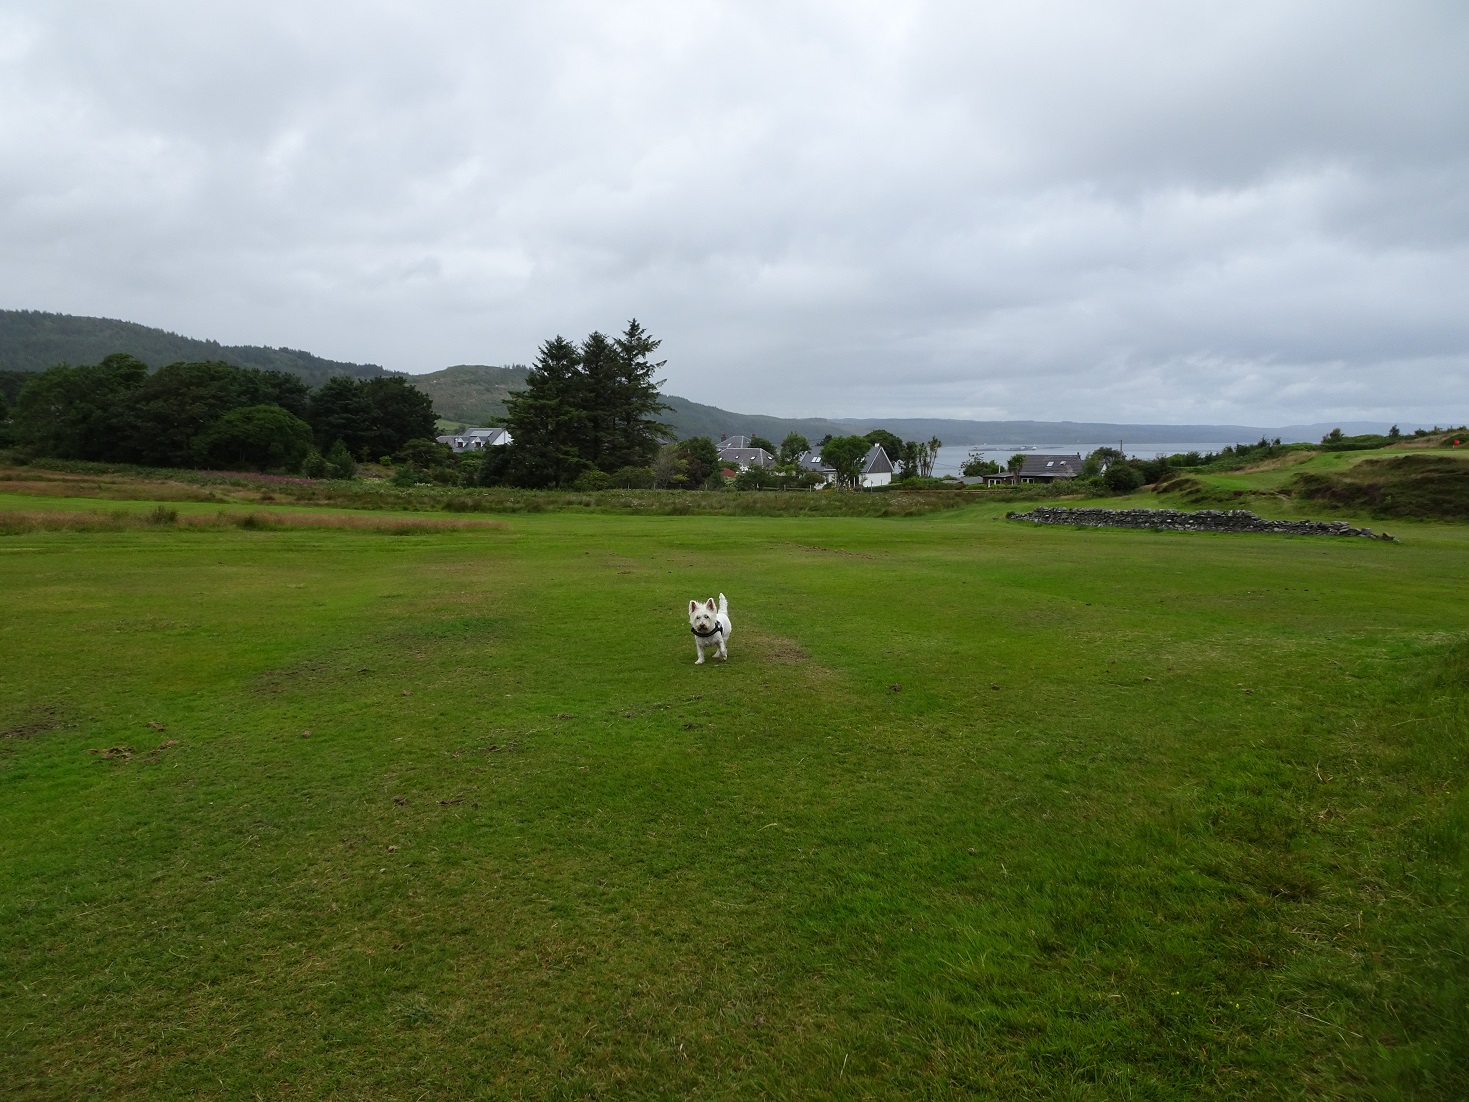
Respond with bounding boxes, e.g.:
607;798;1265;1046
1;492;1465;1099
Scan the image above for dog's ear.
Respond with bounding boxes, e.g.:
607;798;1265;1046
706;598;716;610
689;599;698;613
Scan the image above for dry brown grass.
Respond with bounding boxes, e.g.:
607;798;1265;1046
1233;449;1322;474
0;508;508;535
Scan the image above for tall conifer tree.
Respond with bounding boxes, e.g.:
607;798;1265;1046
577;331;620;472
608;318;671;470
502;336;589;487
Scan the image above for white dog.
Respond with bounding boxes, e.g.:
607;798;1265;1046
688;593;732;664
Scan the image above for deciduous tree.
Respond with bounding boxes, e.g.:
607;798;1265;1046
820;435;871;489
191;404;316;471
778;433;810;465
12;353;147;460
864;429;903;464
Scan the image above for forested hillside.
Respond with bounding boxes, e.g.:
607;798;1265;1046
659;394;851;444
418;363;853;442
0;310;391;388
409;364;529;425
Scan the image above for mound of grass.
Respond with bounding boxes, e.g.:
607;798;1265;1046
1291;454;1469;520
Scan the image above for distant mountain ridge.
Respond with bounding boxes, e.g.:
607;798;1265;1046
0;309;391;389
1;311;1401;445
823;417;1398;445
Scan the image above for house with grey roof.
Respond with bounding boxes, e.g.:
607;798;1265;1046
795;445;893;488
435;426;513;454
717;446;775;471
797;450;837;485
859;443;895;488
975;453;1083;485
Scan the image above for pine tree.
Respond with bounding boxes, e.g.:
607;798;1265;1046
577;331;620;472
607;319;671;471
503;336;590;488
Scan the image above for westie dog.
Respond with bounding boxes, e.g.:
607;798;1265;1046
688;593;732;664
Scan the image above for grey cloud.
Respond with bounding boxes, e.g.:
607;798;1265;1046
1;0;1466;425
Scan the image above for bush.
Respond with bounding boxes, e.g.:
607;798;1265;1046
301;450;328;479
571;469;612;492
733;466;780;491
191;405;317;472
609;466;655;489
1102;462;1144;493
325;440;358;480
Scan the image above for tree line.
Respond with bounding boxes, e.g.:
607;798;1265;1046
479;320;671;488
0;322;953;492
2;353;436;472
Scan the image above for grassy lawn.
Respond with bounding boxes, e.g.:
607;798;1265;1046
2;490;1466;1099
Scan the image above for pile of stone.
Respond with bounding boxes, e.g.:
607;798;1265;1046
1008;506;1395;540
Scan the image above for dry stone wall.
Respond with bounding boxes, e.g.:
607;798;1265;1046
1008;506;1395;540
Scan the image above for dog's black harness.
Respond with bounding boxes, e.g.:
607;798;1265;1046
691;623;724;638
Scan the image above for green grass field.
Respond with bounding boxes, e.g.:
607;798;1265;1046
2;484;1466;1099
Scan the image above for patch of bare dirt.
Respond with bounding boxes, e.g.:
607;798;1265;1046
1;706;67;740
744;631;840;683
797;544;874;559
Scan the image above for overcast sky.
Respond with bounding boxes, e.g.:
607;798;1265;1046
3;1;1466;424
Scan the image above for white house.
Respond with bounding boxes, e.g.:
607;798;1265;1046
436;426;513;454
860;444;895;488
797;450;837;486
796;445;893;487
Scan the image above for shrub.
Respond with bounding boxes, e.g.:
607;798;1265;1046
571;469;613;492
301;449;328;478
1102;462;1144;493
191;405;317;473
325;440;357;480
733;466;780;491
609;466;655;489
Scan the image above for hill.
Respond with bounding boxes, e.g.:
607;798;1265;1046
0;310;391;389
826;417;1397;446
0;313;1416;445
409;364;529;425
411;366;1402;446
415;364;854;442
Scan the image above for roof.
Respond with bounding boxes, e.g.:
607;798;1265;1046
719;447;774;468
862;444;894;475
717;435;752;450
435;426;512;451
798;450;835;473
464;427;509;444
1017;453;1083;478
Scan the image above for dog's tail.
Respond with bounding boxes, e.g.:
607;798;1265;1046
718;592;727;615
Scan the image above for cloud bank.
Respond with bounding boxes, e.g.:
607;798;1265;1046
2;0;1466;423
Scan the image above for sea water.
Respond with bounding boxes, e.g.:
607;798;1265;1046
927;443;1252;477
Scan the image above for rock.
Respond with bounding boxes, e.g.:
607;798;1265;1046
1008;505;1398;539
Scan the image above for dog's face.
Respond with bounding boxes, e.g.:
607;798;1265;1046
688;597;718;634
